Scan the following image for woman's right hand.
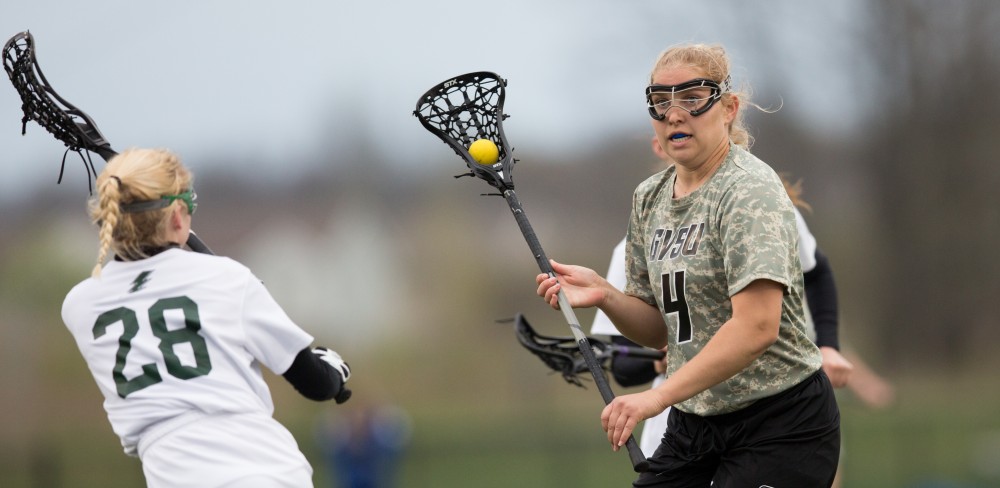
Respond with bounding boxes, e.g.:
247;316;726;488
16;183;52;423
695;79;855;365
535;259;606;310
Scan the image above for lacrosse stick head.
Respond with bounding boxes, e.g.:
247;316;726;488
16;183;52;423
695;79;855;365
3;30;116;161
513;313;611;388
413;71;515;191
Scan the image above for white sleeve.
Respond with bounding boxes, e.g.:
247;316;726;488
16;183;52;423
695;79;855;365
590;238;627;336
241;277;314;374
795;207;817;273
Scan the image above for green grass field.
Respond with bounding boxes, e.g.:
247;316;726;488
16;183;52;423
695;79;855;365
3;372;997;488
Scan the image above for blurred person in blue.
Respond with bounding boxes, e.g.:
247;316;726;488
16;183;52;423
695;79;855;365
317;399;412;488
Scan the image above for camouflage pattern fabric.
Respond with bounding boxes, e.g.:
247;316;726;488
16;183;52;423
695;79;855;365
624;143;821;416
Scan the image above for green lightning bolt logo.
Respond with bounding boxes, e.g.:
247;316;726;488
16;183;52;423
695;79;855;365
128;271;154;293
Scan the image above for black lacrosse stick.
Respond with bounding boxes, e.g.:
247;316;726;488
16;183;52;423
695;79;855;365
3;30;213;255
513;314;665;388
414;72;649;472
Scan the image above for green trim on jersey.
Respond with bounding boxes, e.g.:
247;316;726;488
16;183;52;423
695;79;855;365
624;143;821;416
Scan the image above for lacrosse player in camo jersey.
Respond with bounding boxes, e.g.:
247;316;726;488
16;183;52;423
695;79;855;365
592;137;854;460
61;148;352;488
537;43;840;486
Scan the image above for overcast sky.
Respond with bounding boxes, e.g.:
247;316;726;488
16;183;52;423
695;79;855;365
1;0;866;204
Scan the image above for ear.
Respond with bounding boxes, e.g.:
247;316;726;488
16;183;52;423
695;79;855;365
650;135;668;161
723;94;740;125
169;204;187;230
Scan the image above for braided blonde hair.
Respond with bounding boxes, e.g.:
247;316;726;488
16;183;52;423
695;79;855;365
649;43;755;148
88;148;192;277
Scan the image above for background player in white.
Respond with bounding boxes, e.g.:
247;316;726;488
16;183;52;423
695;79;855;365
61;148;352;488
537;43;840;486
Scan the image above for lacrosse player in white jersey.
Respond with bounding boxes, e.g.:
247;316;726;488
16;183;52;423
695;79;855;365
61;148;352;488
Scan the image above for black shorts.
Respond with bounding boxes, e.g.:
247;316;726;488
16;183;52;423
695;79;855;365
634;370;840;488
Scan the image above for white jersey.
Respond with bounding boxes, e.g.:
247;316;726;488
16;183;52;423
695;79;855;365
794;208;819;342
591;207;816;455
62;248;313;457
795;208;817;273
590;238;628;336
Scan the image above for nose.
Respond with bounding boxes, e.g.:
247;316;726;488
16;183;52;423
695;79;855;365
663;105;687;123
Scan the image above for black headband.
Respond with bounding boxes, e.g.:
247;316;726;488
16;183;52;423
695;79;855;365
120;199;173;214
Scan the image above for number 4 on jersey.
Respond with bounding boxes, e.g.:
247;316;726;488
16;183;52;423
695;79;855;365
661;270;693;343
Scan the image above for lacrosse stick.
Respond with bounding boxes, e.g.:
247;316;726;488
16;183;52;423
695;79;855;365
512;313;664;388
3;30;213;255
414;71;648;472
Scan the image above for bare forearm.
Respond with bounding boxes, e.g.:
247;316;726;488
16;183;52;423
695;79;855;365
599;290;669;348
650;280;782;407
652;315;775;406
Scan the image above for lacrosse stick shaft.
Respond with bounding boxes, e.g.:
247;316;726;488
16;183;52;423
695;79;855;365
502;190;648;472
186;231;213;255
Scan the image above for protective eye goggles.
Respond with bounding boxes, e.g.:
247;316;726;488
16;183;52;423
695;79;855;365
645;78;728;120
121;189;198;215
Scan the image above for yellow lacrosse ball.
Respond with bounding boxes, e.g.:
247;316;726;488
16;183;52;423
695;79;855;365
468;138;500;165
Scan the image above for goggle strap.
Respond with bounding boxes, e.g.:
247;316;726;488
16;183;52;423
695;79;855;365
120;190;195;214
121;199;172;213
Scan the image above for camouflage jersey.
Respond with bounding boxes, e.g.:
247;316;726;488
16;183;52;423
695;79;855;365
623;143;821;416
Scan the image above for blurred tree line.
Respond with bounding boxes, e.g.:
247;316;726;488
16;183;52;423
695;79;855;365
724;0;1000;374
864;1;1000;369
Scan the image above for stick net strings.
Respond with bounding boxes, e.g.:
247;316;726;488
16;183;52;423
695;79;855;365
416;74;508;160
5;34;90;153
3;32;101;187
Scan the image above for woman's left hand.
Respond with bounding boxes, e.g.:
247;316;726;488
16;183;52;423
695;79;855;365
600;389;669;451
820;346;854;388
